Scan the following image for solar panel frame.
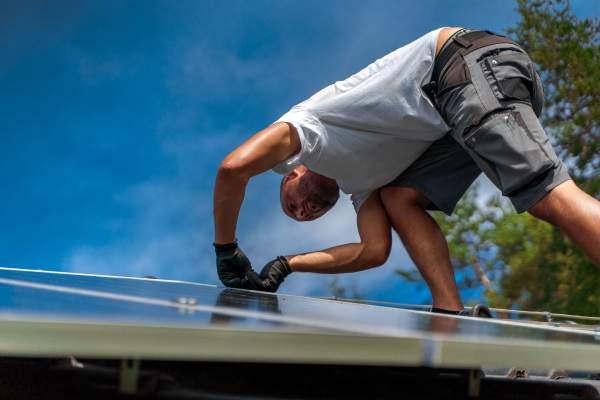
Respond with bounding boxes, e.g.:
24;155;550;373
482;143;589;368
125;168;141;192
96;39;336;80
0;267;599;371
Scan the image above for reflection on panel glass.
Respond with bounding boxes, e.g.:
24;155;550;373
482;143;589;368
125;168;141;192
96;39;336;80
210;289;281;327
0;267;598;346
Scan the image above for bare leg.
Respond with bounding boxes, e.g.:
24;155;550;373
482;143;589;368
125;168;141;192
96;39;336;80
528;180;600;265
380;187;464;311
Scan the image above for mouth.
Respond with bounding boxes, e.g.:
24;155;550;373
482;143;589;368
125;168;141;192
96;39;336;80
301;202;322;221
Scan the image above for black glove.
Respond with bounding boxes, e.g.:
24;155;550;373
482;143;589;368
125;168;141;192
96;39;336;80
247;256;292;292
213;241;252;289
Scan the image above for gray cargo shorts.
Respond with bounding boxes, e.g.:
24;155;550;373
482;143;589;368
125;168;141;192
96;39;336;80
385;31;570;215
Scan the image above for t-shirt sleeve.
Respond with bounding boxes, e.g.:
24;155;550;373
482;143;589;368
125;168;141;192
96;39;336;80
271;119;306;176
271;107;323;176
350;191;373;213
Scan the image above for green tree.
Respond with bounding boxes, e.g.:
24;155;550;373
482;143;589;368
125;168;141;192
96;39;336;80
325;276;365;300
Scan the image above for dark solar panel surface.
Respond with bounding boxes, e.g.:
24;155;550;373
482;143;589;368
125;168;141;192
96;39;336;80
0;267;599;371
0;267;597;343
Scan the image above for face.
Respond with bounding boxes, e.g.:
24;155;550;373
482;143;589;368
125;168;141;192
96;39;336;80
280;173;336;222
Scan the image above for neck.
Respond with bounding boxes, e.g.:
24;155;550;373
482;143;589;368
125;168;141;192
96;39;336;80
306;169;338;190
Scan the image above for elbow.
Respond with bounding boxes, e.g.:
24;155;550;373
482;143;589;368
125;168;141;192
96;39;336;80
218;156;239;175
361;240;391;269
217;156;248;183
369;248;391;268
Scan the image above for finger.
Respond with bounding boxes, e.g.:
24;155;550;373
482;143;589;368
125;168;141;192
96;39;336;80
263;277;278;293
218;272;237;286
246;270;263;289
247;270;268;291
219;277;232;286
259;260;276;279
228;277;250;289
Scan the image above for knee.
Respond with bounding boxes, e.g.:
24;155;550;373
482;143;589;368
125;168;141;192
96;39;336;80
527;199;552;222
527;180;578;224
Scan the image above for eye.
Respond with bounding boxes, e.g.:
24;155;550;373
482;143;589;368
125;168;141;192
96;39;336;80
288;202;296;212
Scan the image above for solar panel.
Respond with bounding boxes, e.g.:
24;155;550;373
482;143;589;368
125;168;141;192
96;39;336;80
0;267;599;372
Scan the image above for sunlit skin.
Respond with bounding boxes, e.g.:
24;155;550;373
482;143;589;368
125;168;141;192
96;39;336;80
213;120;393;276
280;166;336;222
282;194;325;222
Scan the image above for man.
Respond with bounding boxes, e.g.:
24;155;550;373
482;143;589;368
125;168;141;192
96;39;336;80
213;27;600;314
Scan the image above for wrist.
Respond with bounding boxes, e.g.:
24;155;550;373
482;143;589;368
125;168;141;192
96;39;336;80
277;255;292;275
213;240;238;253
214;237;237;245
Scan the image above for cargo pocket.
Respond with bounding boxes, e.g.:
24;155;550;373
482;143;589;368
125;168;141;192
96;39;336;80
480;50;535;103
438;56;471;91
434;56;475;126
464;111;556;195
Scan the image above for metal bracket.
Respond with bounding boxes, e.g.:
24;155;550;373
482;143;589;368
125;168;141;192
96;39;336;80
119;359;140;394
468;369;482;398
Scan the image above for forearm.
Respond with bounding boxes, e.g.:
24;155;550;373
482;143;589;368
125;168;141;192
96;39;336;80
286;191;392;274
212;122;301;244
286;241;389;274
213;167;248;244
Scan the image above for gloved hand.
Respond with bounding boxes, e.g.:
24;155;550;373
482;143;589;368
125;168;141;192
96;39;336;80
247;256;292;292
213;241;253;289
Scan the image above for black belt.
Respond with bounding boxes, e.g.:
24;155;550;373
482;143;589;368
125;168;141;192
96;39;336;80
423;30;519;100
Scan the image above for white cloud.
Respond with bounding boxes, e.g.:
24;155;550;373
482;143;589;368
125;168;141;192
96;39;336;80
166;42;288;104
63;177;214;282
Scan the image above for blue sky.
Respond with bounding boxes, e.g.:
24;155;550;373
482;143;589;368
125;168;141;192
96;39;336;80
2;1;597;306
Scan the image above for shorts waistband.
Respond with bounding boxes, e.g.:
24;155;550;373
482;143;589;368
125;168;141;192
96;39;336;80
423;30;519;100
436;28;475;56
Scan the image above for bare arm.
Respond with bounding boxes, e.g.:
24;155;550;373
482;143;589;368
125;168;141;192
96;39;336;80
285;191;392;273
213;122;301;244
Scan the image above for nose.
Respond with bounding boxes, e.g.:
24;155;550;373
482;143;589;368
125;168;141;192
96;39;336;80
296;207;307;221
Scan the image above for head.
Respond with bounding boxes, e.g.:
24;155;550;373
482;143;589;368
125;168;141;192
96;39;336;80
280;165;340;222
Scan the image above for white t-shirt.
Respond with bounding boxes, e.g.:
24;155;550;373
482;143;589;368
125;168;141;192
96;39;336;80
273;28;449;212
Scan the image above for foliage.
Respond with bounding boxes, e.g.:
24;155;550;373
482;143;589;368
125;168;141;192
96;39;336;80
326;276;365;300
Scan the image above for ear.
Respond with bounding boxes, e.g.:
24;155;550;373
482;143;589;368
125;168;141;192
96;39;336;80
291;164;308;177
285;165;304;180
